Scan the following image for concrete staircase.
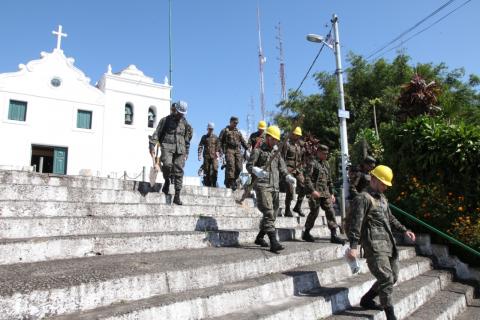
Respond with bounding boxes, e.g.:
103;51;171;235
0;170;477;320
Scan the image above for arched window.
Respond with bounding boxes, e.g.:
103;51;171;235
148;106;156;128
125;103;134;125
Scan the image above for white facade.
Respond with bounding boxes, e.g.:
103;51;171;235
0;35;172;179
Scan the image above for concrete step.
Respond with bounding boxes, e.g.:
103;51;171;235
0;198;315;219
455;297;480;320
0;241;346;319
408;282;475;320
0;170;309;203
325;270;453;320
49;247;420;320
212;268;450;320
0;184;246;206
0;214;335;238
0;226;333;265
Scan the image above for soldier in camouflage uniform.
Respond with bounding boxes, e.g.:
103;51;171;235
346;165;415;320
282;126;306;217
248;120;267;152
198;122;221;187
219;116;248;190
302;144;345;244
247;125;296;253
149;101;193;205
348;155;376;199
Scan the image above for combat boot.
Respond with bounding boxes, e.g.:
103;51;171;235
360;288;383;310
267;232;284;253
162;181;170;195
173;192;183;205
254;231;269;247
330;228;346;245
302;228;315;242
384;306;397;320
293;202;305;217
284;207;294;217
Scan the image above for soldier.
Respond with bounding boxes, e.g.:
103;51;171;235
149;101;193;205
282;126;306;217
348;155;376;199
247;125;296;253
302;144;345;244
346;165;415;320
219;116;248;190
198;122;221;187
248;120;267;152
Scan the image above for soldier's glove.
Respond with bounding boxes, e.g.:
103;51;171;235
252;166;269;179
285;174;297;188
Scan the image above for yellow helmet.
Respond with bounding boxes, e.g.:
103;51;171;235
258;120;267;130
293;127;302;136
370;165;393;186
266;125;281;141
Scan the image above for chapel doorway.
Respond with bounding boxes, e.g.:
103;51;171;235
31;145;68;174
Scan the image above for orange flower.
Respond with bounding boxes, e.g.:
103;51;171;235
458;206;464;212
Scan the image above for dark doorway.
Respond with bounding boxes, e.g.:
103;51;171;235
31;145;68;174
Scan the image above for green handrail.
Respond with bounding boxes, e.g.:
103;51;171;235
389;203;480;259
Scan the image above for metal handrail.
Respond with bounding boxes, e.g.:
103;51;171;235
389;203;480;259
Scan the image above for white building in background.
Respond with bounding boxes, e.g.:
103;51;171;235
0;25;174;180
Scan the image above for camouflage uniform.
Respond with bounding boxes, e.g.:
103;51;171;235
282;138;306;216
149;114;193;196
219;125;248;189
198;133;221;187
348;187;408;309
246;142;289;234
248;130;265;152
304;157;338;230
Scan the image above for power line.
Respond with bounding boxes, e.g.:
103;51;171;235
366;0;458;60
370;0;473;61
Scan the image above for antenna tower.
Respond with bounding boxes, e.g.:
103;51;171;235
256;5;266;120
276;22;287;101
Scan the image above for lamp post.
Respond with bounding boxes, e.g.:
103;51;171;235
307;14;350;221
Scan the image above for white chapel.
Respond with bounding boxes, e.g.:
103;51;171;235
0;26;172;179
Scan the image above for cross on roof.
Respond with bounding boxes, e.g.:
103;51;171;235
52;25;68;50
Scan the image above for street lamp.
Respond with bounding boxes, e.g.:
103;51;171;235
307;14;350;222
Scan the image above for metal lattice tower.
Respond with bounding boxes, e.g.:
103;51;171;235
256;5;266;120
276;22;287;102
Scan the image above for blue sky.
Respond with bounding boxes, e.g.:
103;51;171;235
1;0;478;182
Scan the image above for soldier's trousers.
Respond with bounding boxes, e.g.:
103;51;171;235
305;197;339;230
366;255;399;308
161;148;185;191
202;157;218;187
256;187;279;234
225;148;243;186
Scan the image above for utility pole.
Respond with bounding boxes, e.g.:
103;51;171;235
332;14;350;221
256;5;266;120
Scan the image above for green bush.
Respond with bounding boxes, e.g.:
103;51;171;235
381;116;480;249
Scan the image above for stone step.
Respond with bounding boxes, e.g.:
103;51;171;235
325;269;453;320
455;297;480;320
0;170;309;202
0;241;346;320
49;248;420;320
0;198;314;219
0;226;332;265
408;282;475;320
0;184;246;206
0;214;337;239
211;268;451;320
